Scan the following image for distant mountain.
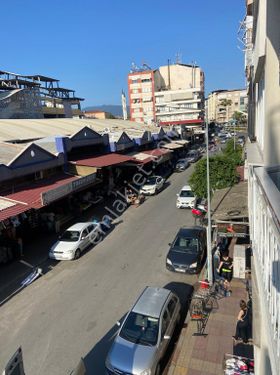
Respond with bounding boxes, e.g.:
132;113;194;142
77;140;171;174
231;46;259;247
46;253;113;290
83;105;129;118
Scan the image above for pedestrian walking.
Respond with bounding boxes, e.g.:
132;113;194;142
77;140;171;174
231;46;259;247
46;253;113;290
217;250;233;294
232;300;250;343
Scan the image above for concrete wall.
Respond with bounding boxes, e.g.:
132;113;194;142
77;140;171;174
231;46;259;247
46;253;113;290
158;64;203;90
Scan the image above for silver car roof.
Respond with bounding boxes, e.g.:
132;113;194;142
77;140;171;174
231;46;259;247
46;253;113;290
132;287;171;318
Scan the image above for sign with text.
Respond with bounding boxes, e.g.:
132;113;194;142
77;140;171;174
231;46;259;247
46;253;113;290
41;173;96;206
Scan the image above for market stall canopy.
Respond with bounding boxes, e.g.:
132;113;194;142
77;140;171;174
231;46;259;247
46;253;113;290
72;153;134;168
211;181;248;222
161;142;184;150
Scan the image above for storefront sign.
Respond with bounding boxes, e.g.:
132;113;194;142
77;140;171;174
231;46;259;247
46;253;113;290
72;173;96;191
41;173;97;206
217;223;249;238
41;183;72;205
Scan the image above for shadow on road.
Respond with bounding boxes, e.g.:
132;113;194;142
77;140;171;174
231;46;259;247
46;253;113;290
83;313;127;375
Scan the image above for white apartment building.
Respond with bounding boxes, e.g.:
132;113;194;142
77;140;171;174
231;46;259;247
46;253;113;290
207;89;248;124
244;0;280;374
128;63;204;126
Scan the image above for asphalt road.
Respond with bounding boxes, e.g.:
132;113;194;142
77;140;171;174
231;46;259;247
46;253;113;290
0;166;199;375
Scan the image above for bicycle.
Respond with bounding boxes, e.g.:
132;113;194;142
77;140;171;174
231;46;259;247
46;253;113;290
189;279;225;336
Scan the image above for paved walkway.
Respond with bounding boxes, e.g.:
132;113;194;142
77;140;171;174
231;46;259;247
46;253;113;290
167;277;253;375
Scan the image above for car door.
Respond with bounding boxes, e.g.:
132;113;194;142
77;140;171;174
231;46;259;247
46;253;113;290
80;228;90;250
167;296;179;334
158;177;164;189
159;307;171;358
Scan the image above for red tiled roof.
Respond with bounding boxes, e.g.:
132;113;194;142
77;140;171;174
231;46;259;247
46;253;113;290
143;148;172;157
0;174;79;221
73;153;134;168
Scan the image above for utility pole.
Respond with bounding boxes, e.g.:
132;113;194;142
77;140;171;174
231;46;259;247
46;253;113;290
206;114;213;284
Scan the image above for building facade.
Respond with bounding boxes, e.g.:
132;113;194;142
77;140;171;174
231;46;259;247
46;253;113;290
83;110;114;119
206;89;248;124
128;63;204;127
0;70;83;119
244;0;280;374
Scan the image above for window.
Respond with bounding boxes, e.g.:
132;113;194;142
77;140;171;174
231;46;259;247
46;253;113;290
167;297;177;317
132;89;138;94
161;309;170;338
87;224;95;233
120;312;159;346
141;78;152;83
81;229;88;239
142;87;152;93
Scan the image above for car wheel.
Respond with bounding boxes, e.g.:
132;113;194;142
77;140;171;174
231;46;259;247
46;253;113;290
155;364;161;375
74;249;81;259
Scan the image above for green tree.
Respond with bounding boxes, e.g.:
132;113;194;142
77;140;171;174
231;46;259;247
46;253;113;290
189;155;239;198
222;139;243;166
232;111;247;125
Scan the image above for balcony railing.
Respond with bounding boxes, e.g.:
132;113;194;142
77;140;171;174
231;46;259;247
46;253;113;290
248;165;280;374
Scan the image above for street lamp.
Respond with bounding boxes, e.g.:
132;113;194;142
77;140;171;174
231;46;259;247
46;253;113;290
205;116;213;284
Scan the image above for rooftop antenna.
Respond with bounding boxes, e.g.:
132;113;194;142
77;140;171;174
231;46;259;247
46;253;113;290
175;52;182;64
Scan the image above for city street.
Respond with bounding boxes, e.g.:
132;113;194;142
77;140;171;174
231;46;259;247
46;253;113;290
0;167;199;375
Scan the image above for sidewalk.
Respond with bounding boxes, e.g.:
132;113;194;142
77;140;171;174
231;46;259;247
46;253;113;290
167;277;253;375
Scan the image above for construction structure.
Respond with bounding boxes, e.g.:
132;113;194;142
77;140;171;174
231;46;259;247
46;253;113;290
206;89;248;124
0;70;84;119
128;61;205;127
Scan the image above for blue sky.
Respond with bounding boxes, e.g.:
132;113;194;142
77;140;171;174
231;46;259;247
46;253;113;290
2;0;245;107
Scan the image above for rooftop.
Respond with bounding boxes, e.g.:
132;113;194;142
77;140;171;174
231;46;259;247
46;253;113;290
211;181;248;221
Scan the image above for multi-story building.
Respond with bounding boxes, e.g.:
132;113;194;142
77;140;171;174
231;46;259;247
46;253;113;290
83;110;114;119
128;63;204;127
244;0;280;374
206;89;248;124
0;70;83;119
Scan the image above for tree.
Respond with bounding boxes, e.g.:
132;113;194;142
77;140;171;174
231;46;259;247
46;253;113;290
189;155;239;198
222;139;243;166
232;111;247;125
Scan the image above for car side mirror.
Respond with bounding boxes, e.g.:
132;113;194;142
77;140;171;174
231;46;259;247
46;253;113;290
116;321;121;327
164;335;171;340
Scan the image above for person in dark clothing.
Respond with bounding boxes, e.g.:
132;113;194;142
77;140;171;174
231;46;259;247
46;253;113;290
217;250;233;293
232;300;250;343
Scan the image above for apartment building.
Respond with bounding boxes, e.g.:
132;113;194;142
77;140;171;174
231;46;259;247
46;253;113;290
207;89;248;124
128;63;204;126
244;0;280;374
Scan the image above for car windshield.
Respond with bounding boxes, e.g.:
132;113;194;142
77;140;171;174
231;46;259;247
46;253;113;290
173;236;198;253
180;190;194;198
177;159;186;164
145;177;157;185
120;312;159;346
60;230;81;242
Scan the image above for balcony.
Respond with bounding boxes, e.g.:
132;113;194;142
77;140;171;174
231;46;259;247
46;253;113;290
248;164;280;375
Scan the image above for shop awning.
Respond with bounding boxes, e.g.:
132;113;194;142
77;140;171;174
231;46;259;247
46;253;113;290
72;153;134;168
161;142;183;150
143;148;172;164
125;152;154;165
0;173;98;221
175;140;190;145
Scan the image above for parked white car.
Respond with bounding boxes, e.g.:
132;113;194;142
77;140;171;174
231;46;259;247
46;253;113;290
140;176;165;195
176;185;196;208
49;222;102;260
